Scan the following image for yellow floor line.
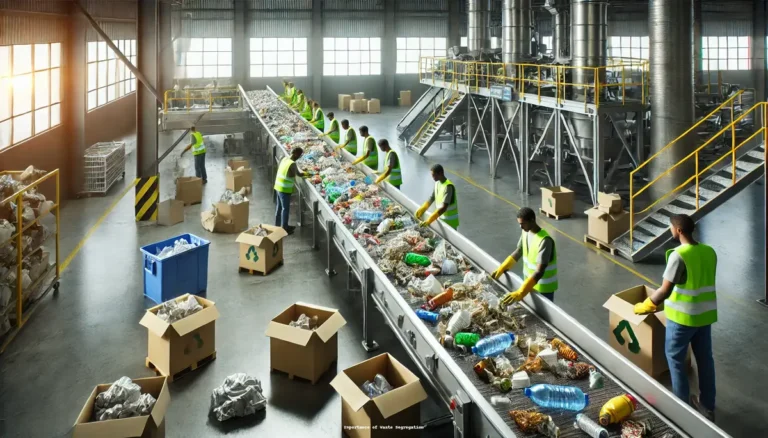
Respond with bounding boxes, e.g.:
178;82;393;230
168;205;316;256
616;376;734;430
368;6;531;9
441;166;662;287
60;180;137;272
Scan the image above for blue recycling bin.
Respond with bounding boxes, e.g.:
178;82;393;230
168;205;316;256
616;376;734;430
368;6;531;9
140;233;210;304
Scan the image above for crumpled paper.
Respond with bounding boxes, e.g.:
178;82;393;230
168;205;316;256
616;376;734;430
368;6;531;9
220;187;249;205
94;376;157;421
289;313;319;330
156;238;198;259
210;373;267;421
157;295;203;323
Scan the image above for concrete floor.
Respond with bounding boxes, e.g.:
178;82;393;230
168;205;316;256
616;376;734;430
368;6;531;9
0;105;765;438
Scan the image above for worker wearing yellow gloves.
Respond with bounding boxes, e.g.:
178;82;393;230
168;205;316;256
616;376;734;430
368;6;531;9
634;214;717;421
310;102;325;131
350;126;378;170
319;112;340;143
372;139;401;189
497;207;557;305
333;120;357;155
414;164;459;229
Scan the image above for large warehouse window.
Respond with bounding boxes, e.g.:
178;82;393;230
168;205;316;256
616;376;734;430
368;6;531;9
323;38;381;76
1;43;62;150
87;40;137;111
608;36;649;60
180;38;232;79
702;36;750;70
250;38;308;78
396;37;447;74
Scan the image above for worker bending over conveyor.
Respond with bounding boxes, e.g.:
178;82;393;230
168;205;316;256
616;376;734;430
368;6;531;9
634;214;717;422
350;126;378;170
373;139;402;190
281;80;295;103
334;120;357;155
273;147;309;235
310;102;325;131
291;90;305;111
300;99;313;121
493;208;558;305
414;164;459;230
319;112;340;143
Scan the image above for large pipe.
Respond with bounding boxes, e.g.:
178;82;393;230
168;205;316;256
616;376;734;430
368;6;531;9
467;0;489;53
649;0;695;196
571;0;608;97
545;0;570;62
501;0;532;64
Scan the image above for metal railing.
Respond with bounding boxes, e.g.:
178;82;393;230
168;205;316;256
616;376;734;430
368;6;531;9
0;169;61;353
163;87;243;113
411;78;462;146
418;56;649;111
629;96;766;250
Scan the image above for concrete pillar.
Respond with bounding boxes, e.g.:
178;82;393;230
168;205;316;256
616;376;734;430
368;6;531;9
693;0;702;87
383;0;396;106
67;13;88;195
311;0;322;105
137;0;159;177
159;0;175;93
648;0;694;197
233;0;247;86
753;0;767;102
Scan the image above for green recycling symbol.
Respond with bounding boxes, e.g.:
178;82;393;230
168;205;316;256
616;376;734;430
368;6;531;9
548;198;553;207
193;333;204;349
613;320;641;354
246;245;259;261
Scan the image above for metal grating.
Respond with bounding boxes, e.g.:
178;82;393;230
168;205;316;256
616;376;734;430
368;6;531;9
82;142;126;195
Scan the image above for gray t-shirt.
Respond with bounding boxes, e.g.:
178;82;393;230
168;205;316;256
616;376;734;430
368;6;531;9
511;231;554;266
663;251;687;285
387;151;399;169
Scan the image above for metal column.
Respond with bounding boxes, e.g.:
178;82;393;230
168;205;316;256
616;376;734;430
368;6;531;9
137;0;159;178
592;115;604;199
554;109;563;185
383;0;396;105
490;98;498;177
467;96;474;164
312;201;320;250
311;0;323;104
325;220;337;277
361;268;379;352
67;14;88;195
519;103;529;194
233;0;247;85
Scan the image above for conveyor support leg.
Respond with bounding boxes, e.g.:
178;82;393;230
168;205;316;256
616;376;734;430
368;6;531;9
450;390;472;438
325;220;337;277
312;201;319;250
361;267;379;352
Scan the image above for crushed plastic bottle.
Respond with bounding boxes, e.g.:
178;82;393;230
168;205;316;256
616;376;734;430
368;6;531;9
490;395;512;407
599;394;637;426
403;252;431;267
445;310;471;335
353;210;384;222
373;374;393;393
415;309;439;324
589;368;605;389
523;384;589;411
471;333;515;358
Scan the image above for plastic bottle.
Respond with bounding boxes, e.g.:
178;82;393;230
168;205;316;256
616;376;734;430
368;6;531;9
373;374;393;394
363;175;373;184
415;309;439;324
422;288;454;310
471;333;516;358
397;216;416;228
453;332;481;347
361;380;381;398
445;310;471;335
404;252;432;267
574;414;609;438
598;394;637;426
589;368;605;390
490;395;512;407
523;384;589;411
353;210;384;222
438;307;453;318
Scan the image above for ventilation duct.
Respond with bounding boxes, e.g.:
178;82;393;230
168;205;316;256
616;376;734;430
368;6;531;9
501;0;532;65
545;0;570;62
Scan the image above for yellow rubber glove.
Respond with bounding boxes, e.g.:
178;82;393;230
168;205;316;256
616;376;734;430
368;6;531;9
374;174;386;185
420;210;441;227
372;170;380;175
415;201;431;220
499;276;537;307
334;144;346;152
633;297;657;315
351;156;365;165
491;256;516;280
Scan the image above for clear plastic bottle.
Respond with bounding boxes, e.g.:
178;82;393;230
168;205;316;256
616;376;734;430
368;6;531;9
361;380;381;398
490;395;512;407
415;309;439;324
445;310;471;335
523;384;589;411
471;333;516;357
438;307;453;318
353;210;384;222
373;374;393;394
398;216;416;228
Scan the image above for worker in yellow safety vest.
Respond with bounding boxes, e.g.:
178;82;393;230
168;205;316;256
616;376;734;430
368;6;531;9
494;207;558;304
273;147;309;235
319;112;340;143
350;126;377;170
373;139;402;190
310;102;325;131
291;90;305;110
414;164;459;229
334;120;357;155
181;125;207;184
634;214;717;421
301;98;313;120
281;80;295;102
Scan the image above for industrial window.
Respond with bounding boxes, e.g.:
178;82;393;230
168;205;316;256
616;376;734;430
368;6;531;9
0;43;62;150
87;39;137;111
249;38;308;78
396;38;447;74
179;38;232;79
460;36;467;47
702;36;750;71
323;38;382;76
540;36;553;55
608;36;649;60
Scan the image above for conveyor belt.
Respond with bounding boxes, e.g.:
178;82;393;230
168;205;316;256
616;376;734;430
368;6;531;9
241;86;730;438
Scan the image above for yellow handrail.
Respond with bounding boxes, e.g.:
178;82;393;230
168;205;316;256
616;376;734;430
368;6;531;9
163;87;242;113
628;102;767;250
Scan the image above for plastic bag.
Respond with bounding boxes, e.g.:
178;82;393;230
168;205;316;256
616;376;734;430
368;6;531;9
289;313;319;330
376;218;393;235
440;259;458;275
220;188;249;205
210;373;267;421
462;271;485;288
408;275;443;297
156;238;198;259
157;295;203;323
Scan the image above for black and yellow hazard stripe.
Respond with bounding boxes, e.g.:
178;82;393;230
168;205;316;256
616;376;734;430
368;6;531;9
135;176;159;221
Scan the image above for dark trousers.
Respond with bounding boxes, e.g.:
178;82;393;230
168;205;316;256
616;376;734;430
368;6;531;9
540;292;554;302
275;190;292;229
194;153;207;182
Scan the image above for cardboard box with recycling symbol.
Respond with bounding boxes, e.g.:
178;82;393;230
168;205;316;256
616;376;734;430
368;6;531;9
236;224;288;275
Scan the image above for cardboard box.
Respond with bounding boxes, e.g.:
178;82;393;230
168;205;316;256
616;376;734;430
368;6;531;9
540;186;574;218
266;302;347;383
201;201;249;234
140;294;219;378
585;208;629;243
225;168;253;194
597;191;623;214
331;353;428;438
367;99;381;114
227;157;249;171
236;224;288;274
175;177;202;206
157;200;184;226
73;376;170;438
399;90;412;106
350;99;368;113
353;92;365;100
339;94;352;111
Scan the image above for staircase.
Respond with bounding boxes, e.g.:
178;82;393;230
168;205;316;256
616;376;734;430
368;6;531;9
397;86;442;135
615;98;766;262
407;91;467;155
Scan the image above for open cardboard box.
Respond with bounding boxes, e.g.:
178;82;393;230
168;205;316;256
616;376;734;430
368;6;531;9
72;376;170;438
236;224;288;274
597;191;623;214
140;294;219;378
202;202;249;234
585;207;629;243
540;186;574;217
266;302;346;383
227;157;249;170
331;353;427;438
175;177;202;206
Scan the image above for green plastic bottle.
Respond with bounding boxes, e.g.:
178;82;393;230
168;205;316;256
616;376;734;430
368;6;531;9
454;332;481;347
403;252;431;266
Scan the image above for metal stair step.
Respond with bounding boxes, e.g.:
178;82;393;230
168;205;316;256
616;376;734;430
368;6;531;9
736;159;764;172
636;220;667;236
746;150;765;160
707;174;734;188
675;194;701;207
631;228;656;244
661;204;695;215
